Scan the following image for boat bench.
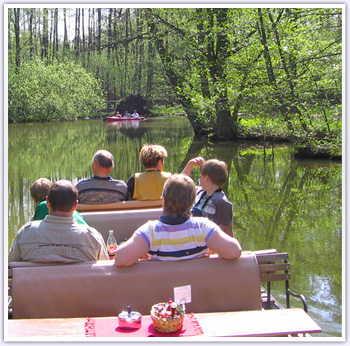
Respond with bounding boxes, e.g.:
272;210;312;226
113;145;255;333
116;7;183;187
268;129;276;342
82;208;163;243
77;199;163;213
9;255;263;319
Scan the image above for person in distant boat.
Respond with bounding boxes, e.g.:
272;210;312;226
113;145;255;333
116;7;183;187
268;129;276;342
115;174;242;266
76;150;128;203
182;157;233;237
9;180;109;263
114;111;121;117
30;177;88;225
124;110;131;118
127;144;172;200
132;110;140;118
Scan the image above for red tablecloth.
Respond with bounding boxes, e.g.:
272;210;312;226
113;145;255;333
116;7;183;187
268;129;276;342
85;313;203;337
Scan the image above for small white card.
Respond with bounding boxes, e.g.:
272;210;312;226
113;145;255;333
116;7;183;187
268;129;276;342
174;285;191;305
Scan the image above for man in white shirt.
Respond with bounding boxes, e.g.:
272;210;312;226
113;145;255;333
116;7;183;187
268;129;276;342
9;180;109;263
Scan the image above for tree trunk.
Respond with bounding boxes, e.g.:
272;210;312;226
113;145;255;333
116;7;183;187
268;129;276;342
257;8;293;131
41;8;48;60
14;8;21;68
82;9;85;56
97;8;101;53
29;9;34;59
268;10;309;132
75;8;80;57
63;9;69;51
208;9;238;139
53;8;58;59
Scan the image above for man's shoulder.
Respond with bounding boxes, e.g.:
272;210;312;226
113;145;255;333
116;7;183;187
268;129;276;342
77;177;127;188
109;178;127;186
76;178;92;188
22;219;42;228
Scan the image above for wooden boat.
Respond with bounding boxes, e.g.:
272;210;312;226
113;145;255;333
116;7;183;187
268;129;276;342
106;115;145;121
8;207;318;337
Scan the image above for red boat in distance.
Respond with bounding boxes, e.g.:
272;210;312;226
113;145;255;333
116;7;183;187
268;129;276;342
106;116;145;121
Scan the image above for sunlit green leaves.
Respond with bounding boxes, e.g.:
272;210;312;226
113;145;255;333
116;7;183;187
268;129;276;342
8;59;106;122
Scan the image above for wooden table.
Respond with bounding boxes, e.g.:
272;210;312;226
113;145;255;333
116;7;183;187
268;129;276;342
6;308;321;339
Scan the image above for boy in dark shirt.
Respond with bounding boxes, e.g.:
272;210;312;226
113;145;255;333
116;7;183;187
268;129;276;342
182;157;233;237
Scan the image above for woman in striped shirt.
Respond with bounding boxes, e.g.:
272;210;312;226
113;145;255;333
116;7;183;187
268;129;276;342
115;174;241;267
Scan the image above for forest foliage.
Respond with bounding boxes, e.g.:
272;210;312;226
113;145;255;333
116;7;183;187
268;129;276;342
7;7;342;156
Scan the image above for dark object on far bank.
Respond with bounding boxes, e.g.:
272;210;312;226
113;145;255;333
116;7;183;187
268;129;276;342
116;94;151;117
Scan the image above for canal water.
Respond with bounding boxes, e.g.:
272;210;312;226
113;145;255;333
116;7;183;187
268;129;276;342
7;117;342;338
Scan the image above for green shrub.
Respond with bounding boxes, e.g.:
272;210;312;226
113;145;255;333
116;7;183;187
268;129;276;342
8;59;106;122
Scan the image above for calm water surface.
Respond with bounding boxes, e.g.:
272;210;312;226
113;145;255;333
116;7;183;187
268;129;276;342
7;117;342;338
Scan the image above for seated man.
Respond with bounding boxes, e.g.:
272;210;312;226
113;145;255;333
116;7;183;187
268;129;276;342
9;180;109;263
115;174;241;267
127;144;172;200
132;110;140;117
30;177;88;225
76;150;127;203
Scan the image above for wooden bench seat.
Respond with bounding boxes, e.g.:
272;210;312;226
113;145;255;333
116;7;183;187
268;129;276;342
8;250;308;320
8;249;307;318
9;255;262;319
77;199;163;213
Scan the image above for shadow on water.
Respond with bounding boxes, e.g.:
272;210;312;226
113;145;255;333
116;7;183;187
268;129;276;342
7;117;342;338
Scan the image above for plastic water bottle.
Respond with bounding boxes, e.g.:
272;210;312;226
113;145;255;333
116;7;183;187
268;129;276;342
106;230;117;258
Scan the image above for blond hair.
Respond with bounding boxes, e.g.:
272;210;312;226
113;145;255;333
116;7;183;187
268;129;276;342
139;144;168;169
162;174;196;218
30;178;52;202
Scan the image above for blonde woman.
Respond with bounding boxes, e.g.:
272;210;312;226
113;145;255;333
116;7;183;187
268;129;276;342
127;144;171;200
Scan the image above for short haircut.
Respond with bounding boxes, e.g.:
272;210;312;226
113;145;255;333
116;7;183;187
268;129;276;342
139;144;168;169
30;178;52;202
47;180;78;212
162;174;196;218
92;150;114;169
200;159;228;187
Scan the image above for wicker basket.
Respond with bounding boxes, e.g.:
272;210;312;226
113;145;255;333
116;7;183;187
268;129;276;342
150;303;184;334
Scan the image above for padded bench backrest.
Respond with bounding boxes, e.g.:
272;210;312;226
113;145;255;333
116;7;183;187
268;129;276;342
12;255;262;319
82;208;163;243
77;200;163;212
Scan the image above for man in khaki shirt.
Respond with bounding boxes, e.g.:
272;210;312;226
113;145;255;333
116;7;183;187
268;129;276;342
9;180;108;263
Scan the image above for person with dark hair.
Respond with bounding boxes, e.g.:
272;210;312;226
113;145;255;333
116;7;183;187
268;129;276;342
30;178;87;225
127;144;171;200
182;157;234;237
115;174;241;267
9;180;108;263
76;150;127;203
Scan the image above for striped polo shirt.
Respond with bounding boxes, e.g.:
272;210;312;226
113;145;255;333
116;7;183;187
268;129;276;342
135;215;219;261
